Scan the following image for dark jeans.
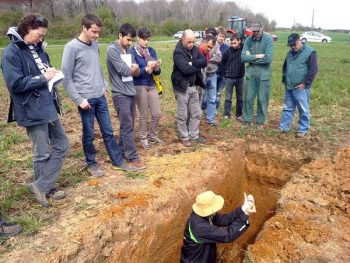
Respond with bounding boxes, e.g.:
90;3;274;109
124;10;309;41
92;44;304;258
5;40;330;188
78;95;124;167
112;95;139;162
224;77;244;117
26;119;70;193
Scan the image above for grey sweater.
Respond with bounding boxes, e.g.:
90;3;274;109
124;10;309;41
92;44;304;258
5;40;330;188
61;38;106;105
106;41;136;97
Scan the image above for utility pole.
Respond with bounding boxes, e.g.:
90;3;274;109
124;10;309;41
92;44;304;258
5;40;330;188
311;9;314;28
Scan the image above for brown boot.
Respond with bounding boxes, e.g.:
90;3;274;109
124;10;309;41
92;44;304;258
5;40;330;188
129;159;146;170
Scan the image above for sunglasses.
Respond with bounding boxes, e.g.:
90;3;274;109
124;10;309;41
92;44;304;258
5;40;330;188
33;16;47;26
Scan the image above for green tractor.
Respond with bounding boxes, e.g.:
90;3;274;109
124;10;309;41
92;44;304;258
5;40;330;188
225;16;253;44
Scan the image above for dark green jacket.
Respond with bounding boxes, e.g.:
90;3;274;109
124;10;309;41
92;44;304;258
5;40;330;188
241;32;274;80
284;45;316;90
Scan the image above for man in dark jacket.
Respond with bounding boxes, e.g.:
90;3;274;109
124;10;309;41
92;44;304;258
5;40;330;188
1;15;70;207
171;30;207;147
278;33;318;138
180;191;256;263
221;34;245;121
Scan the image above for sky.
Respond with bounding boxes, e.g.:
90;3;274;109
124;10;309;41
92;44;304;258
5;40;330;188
234;0;349;30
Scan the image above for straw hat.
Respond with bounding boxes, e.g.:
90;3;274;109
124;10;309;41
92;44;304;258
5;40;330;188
192;191;224;217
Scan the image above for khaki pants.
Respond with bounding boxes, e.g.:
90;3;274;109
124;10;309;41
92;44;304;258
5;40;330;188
175;86;201;141
135;86;161;141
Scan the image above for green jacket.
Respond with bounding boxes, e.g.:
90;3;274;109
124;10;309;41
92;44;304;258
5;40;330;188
284;45;315;90
241;32;274;80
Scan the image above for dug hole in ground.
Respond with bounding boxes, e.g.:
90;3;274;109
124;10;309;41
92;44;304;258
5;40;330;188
1;139;349;263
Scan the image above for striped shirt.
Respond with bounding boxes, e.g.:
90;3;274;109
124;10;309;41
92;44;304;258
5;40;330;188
28;44;48;74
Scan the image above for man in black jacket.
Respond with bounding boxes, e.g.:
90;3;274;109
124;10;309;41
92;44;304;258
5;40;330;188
180;191;256;263
171;30;207;147
221;34;245;121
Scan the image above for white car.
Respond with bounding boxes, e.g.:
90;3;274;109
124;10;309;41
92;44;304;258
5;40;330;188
300;31;332;43
173;31;184;39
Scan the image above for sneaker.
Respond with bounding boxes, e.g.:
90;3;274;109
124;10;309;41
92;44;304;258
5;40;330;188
182;139;192;147
256;124;264;130
87;164;104;177
149;137;165;145
192;136;206;144
277;128;288;133
28;183;49;207
236;116;244;122
46;188;66;200
129;159;146;170
224;115;230;119
296;132;306;138
140;139;150;149
112;163;138;172
0;221;22;238
207;121;218;127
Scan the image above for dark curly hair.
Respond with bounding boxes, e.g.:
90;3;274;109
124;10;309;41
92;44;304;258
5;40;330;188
17;14;48;38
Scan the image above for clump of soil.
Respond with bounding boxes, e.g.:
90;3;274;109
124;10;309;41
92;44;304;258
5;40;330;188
245;147;350;263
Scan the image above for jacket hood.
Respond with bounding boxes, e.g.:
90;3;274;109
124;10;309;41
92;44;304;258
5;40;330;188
7;27;24;43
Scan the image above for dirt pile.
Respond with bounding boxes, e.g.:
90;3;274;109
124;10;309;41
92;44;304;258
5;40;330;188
245;147;350;263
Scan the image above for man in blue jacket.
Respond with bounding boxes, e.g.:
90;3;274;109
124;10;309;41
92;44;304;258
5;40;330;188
1;15;70;207
278;33;318;137
180;191;256;262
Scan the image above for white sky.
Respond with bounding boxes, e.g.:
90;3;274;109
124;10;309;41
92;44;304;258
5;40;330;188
234;0;349;30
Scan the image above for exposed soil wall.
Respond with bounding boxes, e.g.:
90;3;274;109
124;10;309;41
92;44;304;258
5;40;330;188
244;147;350;263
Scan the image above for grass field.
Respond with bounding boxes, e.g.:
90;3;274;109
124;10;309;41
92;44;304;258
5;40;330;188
0;33;349;235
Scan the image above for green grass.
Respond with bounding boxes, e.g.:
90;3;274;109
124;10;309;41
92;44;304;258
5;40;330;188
0;33;349;236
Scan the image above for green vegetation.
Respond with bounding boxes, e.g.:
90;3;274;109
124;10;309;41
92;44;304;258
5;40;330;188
0;33;349;236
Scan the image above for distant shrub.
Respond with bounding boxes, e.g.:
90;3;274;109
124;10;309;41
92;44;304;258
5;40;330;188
161;19;189;36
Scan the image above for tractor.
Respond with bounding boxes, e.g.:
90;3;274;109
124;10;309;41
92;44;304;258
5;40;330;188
225;16;253;44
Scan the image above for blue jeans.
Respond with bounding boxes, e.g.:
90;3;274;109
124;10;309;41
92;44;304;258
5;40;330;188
224;77;244;117
216;75;226;109
279;88;311;133
26;119;70;193
78;96;124;167
112;95;139;162
202;74;217;123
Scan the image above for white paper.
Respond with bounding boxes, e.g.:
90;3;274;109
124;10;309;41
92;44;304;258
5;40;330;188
121;54;133;82
48;71;64;92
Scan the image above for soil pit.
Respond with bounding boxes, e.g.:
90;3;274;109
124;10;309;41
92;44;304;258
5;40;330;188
1;142;349;263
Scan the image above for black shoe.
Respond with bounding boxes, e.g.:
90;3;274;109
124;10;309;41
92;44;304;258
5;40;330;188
0;221;22;238
208;121;219;127
29;183;49;207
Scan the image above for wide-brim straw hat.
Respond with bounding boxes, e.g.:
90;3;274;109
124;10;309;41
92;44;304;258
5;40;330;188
192;191;224;217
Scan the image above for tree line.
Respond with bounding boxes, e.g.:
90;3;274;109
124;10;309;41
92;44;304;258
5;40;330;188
0;0;277;39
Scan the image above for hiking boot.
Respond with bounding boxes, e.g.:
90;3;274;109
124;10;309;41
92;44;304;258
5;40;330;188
149;137;165;145
46;188;66;200
296;132;306;138
236;116;244;123
87;164;104;177
0;221;22;239
256;124;264;130
192;136;206;144
112;163;137;172
28;183;49;207
182;139;192;147
129;159;146;170
241;122;251;129
140;139;150;149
